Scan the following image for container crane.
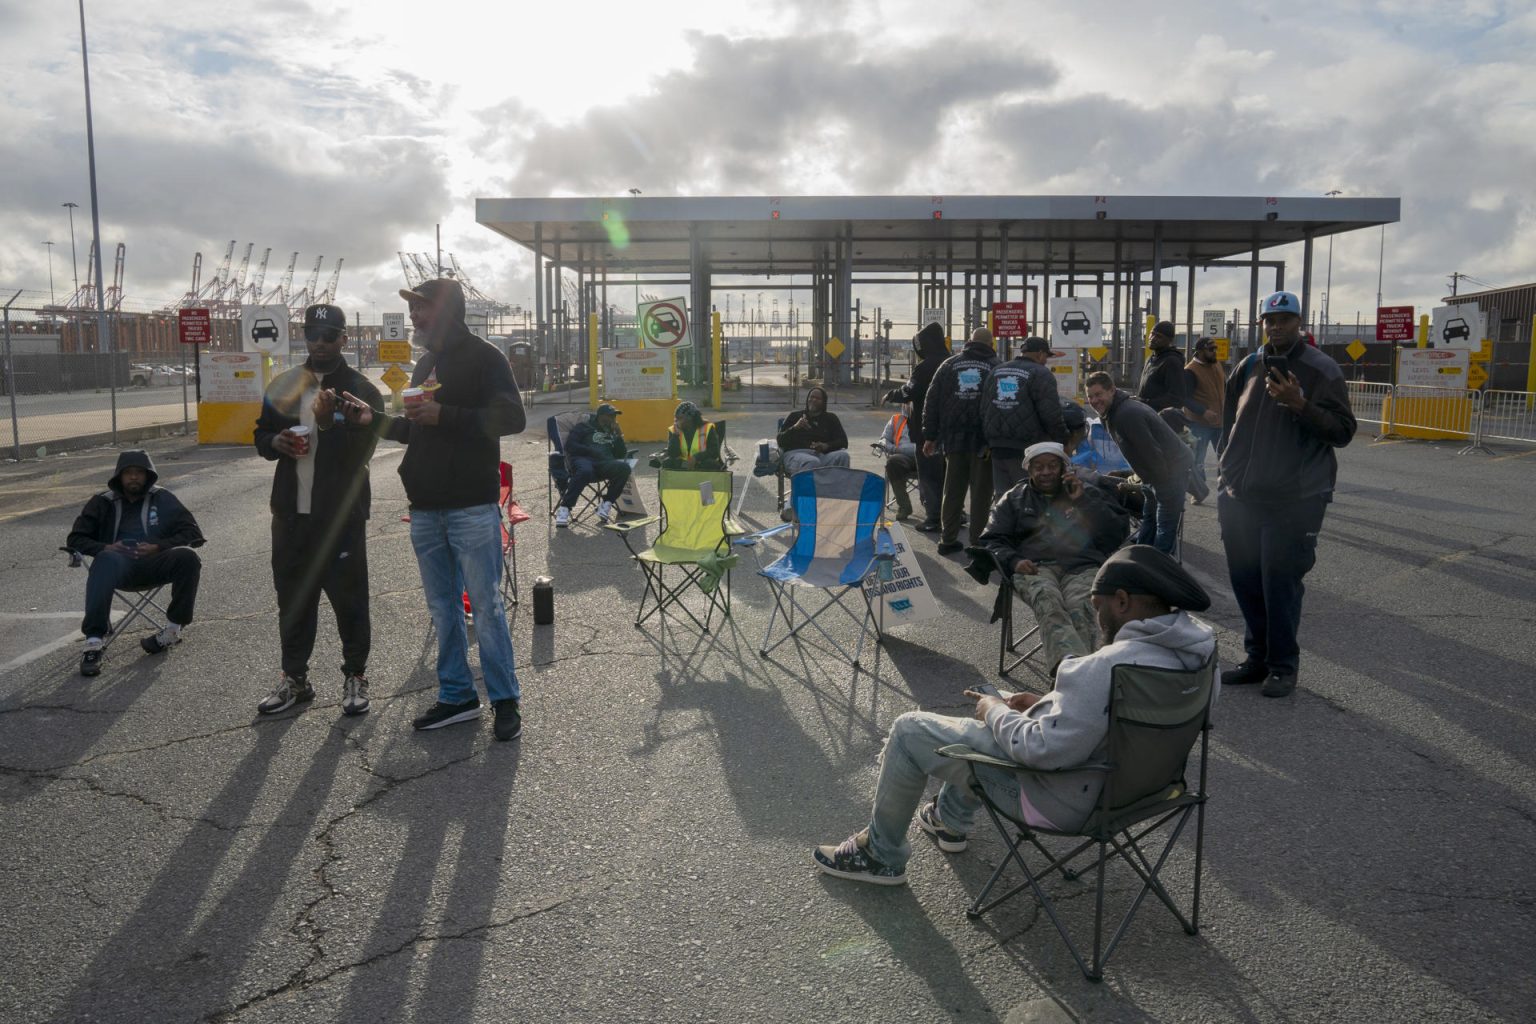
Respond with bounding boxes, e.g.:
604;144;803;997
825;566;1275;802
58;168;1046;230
264;252;299;305
245;247;272;305
318;258;343;305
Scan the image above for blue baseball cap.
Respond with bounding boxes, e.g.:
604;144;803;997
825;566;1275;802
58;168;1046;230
1261;291;1302;318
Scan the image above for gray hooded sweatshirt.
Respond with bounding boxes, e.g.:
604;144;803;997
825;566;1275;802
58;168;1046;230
983;610;1217;831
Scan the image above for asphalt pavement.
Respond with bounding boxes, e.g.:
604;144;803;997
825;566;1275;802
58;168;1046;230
0;400;1532;1024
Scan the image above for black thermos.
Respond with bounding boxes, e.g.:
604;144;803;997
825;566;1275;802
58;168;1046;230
532;575;555;625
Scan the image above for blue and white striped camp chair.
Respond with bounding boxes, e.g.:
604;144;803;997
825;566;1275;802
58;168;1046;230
734;466;896;668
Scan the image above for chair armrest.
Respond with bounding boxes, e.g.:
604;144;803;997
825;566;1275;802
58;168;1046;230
603;516;659;534
731;522;793;547
936;744;1113;776
59;546;85;568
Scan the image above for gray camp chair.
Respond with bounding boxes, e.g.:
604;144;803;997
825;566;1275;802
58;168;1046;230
938;654;1217;980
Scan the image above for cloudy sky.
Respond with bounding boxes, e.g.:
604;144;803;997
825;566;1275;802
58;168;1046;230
1;0;1531;329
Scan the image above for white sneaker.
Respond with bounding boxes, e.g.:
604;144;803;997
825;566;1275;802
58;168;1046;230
554;506;571;528
597;500;615;523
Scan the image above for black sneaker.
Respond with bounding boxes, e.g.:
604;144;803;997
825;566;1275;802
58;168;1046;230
915;520;941;533
813;833;907;886
258;673;314;715
140;625;181;655
80;647;103;677
1222;661;1269;686
412;698;482;731
341;673;370;716
936;540;964;555
493;698;522;741
1261;673;1298;698
917;799;968;853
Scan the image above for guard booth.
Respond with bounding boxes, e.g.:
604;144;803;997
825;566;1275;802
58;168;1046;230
506;340;534;392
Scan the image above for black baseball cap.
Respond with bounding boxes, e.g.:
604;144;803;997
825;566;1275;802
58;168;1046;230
595;403;622;417
303;304;346;331
1022;336;1052;353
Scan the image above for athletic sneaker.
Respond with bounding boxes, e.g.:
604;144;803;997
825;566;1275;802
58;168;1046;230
140;624;182;654
257;673;315;715
412;698;482;731
596;500;615;524
80;640;104;677
812;833;907;886
492;698;522;741
917;799;968;853
341;673;370;716
554;506;571;528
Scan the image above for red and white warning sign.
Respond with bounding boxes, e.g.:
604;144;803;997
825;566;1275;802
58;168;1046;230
638;297;690;349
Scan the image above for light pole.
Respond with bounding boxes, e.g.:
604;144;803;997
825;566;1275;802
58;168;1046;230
42;241;56;305
76;0;115;437
1322;189;1342;342
62;202;80;298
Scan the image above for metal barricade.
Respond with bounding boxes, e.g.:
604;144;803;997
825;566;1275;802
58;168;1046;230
1473;390;1536;447
1346;380;1392;429
1382;384;1480;444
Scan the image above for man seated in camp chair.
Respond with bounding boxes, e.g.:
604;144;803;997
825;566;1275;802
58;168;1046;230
813;545;1215;886
876;402;919;521
654;401;725;472
555;402;631;527
66;450;205;677
972;441;1130;675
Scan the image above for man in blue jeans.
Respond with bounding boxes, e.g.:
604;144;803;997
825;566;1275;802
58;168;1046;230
1085;372;1192;556
375;278;527;740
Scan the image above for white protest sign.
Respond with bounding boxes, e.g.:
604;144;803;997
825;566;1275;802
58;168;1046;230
861;523;942;626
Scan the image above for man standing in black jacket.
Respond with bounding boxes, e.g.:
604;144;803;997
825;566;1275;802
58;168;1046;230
884;322;949;531
982;336;1069;494
1085;371;1192;556
923;327;1000;554
1217;291;1355;698
1138;320;1186;412
66;450;205;677
381;278;528;740
253;304;384;717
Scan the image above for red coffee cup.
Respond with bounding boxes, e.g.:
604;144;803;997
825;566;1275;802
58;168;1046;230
289;424;311;456
401;387;426;407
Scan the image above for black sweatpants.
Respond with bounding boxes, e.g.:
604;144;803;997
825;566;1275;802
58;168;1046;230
82;547;201;638
272;515;370;680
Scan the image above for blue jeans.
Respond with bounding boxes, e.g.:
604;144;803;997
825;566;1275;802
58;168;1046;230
864;711;1021;871
1189;424;1221;482
409;504;520;705
1134;484;1183;555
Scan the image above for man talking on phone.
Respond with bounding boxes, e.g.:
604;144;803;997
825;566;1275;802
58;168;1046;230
812;545;1214;886
253;303;385;717
1217;290;1355;698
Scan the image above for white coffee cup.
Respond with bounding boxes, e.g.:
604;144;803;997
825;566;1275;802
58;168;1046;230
401;387;426;407
289;424;312;456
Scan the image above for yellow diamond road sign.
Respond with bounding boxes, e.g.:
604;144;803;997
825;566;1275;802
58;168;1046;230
381;365;409;389
1467;364;1489;389
824;336;846;360
1346;339;1367;362
1088;346;1109;361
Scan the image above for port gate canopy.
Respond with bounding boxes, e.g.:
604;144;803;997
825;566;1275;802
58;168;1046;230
475;193;1400;361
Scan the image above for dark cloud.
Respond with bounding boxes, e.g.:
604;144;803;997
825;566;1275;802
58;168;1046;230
482;32;1058;196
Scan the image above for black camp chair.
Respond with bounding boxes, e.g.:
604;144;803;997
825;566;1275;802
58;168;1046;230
59;547;169;650
937;653;1217;980
962;547;1044;677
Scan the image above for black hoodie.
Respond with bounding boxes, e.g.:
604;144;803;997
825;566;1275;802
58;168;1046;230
379;282;527;509
885;322;948;445
66;450;205;556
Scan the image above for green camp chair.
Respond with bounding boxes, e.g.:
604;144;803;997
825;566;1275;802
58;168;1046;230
605;469;745;632
937;653;1217;981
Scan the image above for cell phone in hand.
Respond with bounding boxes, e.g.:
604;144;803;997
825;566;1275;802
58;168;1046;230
1263;354;1288;379
972;682;1001;697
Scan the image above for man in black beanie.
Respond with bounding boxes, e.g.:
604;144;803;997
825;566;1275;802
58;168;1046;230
1138;320;1187;412
813;545;1216;887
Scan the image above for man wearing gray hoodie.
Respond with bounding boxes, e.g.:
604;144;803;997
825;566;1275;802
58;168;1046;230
813;545;1215;886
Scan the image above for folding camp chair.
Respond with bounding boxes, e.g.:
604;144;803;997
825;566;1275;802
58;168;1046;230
605;469;745;632
962;547;1043;676
547;412;639;525
734;466;896;668
938;653;1217;980
749;417;787;510
59;547;169;650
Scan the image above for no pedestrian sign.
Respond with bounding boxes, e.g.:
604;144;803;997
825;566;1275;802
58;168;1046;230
178;308;212;345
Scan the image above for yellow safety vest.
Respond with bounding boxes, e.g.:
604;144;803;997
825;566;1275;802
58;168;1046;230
674;421;715;466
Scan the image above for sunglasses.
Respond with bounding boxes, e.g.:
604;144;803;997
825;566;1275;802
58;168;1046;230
304;325;344;343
